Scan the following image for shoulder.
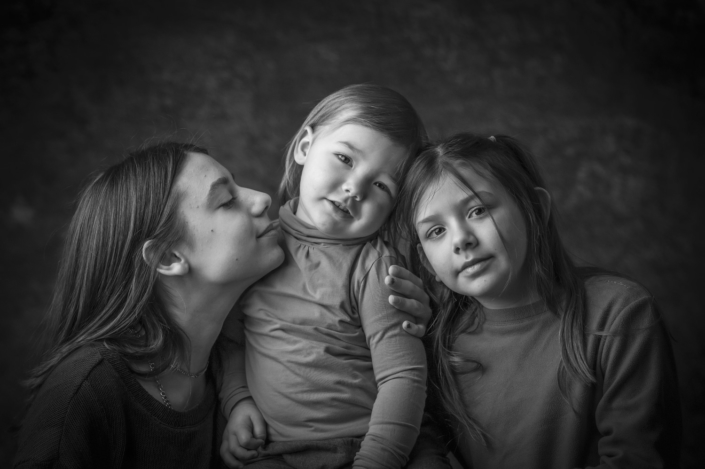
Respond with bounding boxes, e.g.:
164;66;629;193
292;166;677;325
358;237;403;273
15;344;118;465
582;274;660;332
33;344;111;408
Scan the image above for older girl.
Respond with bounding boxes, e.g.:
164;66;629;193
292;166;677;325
396;133;681;468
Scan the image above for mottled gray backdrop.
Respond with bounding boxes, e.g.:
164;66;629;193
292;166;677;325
1;0;703;467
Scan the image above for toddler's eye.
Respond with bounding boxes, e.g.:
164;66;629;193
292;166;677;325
468;206;486;218
426;226;445;239
336;154;352;166
374;181;391;195
220;198;236;209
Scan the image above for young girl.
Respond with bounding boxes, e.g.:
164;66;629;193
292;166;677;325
219;84;443;469
395;133;682;468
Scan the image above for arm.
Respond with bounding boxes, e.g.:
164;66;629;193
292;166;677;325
219;313;267;467
386;265;432;338
219;307;252;417
15;377;114;468
588;296;681;469
354;256;428;469
404;412;452;469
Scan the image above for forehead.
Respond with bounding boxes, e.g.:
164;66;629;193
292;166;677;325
175;152;229;203
416;165;499;212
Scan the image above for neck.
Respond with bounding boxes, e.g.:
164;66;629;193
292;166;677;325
137;278;247;412
162;279;246;372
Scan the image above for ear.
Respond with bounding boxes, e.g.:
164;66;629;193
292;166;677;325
142;240;189;277
293;126;314;165
534;187;551;224
416;243;442;283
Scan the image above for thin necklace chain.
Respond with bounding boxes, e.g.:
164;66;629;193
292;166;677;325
149;362;172;409
171;361;209;379
130;327;206;409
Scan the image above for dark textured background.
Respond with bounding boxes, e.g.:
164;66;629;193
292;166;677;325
1;0;704;466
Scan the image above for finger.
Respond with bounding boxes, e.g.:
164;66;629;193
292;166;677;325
388;265;424;288
389;294;432;322
251;412;268;441
220;439;244;468
228;427;260;460
403;321;426;338
385;275;428;304
236;427;264;450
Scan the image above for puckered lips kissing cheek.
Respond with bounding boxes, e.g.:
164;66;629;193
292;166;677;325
257;220;280;239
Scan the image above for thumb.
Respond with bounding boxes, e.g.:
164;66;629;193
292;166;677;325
252;412;267;441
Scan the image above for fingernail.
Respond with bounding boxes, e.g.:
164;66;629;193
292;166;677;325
403;322;410;329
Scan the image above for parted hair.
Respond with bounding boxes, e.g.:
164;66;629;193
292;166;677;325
278;83;427;204
394;133;597;443
26;142;207;400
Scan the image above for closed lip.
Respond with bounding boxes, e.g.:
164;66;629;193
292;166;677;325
257;221;279;238
459;257;491;273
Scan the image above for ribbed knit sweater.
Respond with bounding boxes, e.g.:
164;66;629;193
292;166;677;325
448;275;681;469
14;344;225;469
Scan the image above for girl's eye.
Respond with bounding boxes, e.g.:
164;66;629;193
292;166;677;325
468;206;486;218
374;181;391;195
336;154;352;166
220;198;236;209
426;226;445;239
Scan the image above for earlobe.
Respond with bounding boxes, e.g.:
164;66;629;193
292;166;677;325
293;126;313;165
416;244;441;282
142;240;190;277
534;187;551;224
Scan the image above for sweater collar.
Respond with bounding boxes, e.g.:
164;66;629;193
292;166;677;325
481;299;547;323
279;198;378;246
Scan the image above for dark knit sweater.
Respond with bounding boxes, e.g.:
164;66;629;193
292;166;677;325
14;344;226;469
450;275;681;469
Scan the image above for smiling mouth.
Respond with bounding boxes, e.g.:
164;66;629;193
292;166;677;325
328;199;352;217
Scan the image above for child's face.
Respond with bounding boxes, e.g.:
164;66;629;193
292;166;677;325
174;152;284;287
294;123;407;239
415;166;537;309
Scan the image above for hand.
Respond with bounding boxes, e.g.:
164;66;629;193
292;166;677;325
386;265;431;338
220;397;267;468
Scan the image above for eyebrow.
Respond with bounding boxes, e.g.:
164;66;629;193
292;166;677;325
338;141;361;154
415;192;487;227
206;174;233;205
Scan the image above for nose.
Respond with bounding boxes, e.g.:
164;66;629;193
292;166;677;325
452;225;477;254
342;175;365;201
246;188;271;217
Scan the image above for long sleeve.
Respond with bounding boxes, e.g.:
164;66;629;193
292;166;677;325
404;411;452;469
15;379;115;468
219;310;251;418
353;255;427;469
587;295;681;469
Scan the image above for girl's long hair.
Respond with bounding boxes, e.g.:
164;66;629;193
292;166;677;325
394;133;598;444
278;83;427;204
25;142;207;400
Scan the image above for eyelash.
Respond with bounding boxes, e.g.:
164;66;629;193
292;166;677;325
424;206;487;239
336;154;351;165
469;206;486;218
335;154;393;196
374;181;391;195
220;198;236;208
